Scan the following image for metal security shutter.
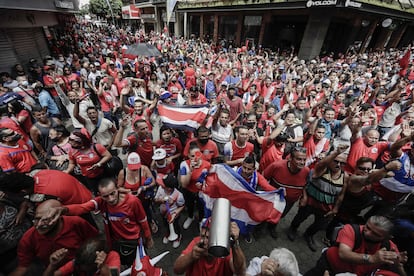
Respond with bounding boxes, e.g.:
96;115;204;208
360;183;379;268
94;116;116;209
0;29;18;73
33;28;50;58
6;28;50;68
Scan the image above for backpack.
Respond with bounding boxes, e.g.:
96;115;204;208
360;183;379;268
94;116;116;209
331;223;390;250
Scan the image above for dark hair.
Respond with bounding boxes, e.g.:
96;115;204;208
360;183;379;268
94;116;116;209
86;106;98;113
188;141;200;153
53;125;70;137
133;118;147;129
0;105;8;116
0;172;34;193
31;105;44;113
243;154;256;165
8;100;25;114
235;125;248;133
356;157;374;167
160;125;172;135
196;126;210;135
98;178;117;190
74;237;108;273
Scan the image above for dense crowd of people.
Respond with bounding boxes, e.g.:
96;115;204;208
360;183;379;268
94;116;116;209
0;21;414;276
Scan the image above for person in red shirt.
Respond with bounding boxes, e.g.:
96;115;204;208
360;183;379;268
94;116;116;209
155;125;182;167
174;218;246;276
114;118;154;167
11;200;98;276
186;85;207;105
224;125;254;167
44;238;121;276
303;124;330;169
180;142;212;230
259;132;287;173
346;128;389;173
0;127;37;173
43;178;154;266
263;147;310;238
183;126;219;163
306;216;407;276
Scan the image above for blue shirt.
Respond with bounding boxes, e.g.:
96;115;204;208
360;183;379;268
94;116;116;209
38;89;59;116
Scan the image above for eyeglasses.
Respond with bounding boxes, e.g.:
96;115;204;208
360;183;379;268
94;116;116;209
333;160;347;166
101;190;117;199
357;166;372;172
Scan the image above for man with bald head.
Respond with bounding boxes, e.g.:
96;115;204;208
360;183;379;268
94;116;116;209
346;127;389;173
11;200;98;276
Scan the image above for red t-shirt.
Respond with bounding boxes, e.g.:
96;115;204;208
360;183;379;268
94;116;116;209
183;138;219;162
326;224;399;275
66;194;151;242
69;144;107;178
263;160;310;204
155;137;182;158
0;139;37;173
17;216;98;267
224;140;254;161
180;160;211;193
346;138;389;173
0;116;30;142
181;236;233;276
125;134;154;167
259;138;284;172
58;251;120;276
33;169;93;205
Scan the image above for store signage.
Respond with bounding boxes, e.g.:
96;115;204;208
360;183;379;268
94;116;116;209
54;0;74;9
344;0;362;8
121;5;141;19
306;0;337;7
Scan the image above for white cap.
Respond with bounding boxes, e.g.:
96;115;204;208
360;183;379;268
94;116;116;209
322;79;331;85
152;148;167;160
127;152;141;170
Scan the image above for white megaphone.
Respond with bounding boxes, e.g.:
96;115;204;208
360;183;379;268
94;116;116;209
167;222;178;241
120;238;169;276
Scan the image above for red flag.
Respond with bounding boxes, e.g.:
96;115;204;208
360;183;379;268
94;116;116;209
399;49;411;77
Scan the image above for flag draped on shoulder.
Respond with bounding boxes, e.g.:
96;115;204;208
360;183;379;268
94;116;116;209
158;103;209;131
199;164;286;235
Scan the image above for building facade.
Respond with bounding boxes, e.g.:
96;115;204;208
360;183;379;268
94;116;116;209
0;0;79;73
176;0;414;59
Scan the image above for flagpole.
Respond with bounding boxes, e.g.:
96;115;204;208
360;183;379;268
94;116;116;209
105;0;116;27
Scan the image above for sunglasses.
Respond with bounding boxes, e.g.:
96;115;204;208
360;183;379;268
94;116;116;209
357;166;372;172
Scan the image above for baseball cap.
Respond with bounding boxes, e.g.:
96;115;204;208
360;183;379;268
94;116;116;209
127;152;141;170
221;81;228;87
152;148;167;160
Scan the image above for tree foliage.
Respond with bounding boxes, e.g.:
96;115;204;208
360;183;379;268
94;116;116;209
89;0;122;18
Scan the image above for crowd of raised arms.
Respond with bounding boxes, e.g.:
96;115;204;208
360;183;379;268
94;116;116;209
0;21;414;276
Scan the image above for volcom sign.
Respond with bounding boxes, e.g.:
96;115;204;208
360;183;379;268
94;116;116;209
306;0;338;7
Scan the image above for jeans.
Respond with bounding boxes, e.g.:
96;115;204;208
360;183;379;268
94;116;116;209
291;205;332;237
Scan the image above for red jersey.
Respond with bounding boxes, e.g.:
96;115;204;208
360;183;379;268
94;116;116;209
179;160;211;193
224;140;254;161
0;116;30;142
0;139;37;173
66;194;151;242
58;251;120;276
17;216;98;267
125;134;154;167
263;160;310;204
69;144;106;178
346;138;389;173
155;137;182;158
259;139;285;172
183;138;219;162
33;170;93;205
326;224;399;275
181;236;233;276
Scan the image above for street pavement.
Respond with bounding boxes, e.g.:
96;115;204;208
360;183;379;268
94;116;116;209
145;202;325;275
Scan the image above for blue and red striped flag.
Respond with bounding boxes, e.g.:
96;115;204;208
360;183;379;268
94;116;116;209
158;103;211;131
199;164;286;235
